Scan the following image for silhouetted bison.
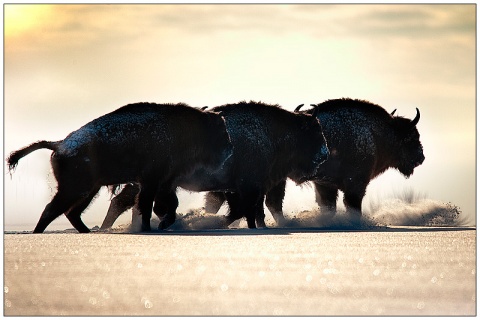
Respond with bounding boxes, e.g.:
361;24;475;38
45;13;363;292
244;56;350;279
7;102;233;233
101;101;330;229
229;98;425;222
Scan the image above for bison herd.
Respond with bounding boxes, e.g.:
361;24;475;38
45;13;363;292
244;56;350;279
7;98;425;233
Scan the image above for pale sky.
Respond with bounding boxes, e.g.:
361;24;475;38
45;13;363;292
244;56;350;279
4;4;476;229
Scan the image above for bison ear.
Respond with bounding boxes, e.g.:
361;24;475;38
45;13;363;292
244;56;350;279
390;109;397;116
410;108;420;126
294;104;304;112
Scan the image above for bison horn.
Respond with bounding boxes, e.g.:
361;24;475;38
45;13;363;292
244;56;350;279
294;104;304;112
310;104;318;107
201;106;208;111
390;109;397;116
411;108;420;126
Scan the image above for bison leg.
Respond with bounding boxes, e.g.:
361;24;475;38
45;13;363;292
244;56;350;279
245;190;267;229
254;195;267;228
242;184;266;229
314;183;338;217
101;184;139;229
137;181;159;232
229;188;263;229
223;192;255;228
223;193;242;226
152;191;168;218
156;190;179;230
343;191;365;218
342;179;367;218
33;189;84;233
265;180;287;226
65;187;100;233
204;192;226;213
239;201;257;229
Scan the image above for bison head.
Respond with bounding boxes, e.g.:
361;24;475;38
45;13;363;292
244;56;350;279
290;109;330;184
393;108;425;177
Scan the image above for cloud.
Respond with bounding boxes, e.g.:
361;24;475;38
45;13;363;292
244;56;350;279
6;4;475;54
292;4;475;39
358;5;474;38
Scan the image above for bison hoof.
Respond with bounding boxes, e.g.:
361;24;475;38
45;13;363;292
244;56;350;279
273;215;287;227
141;224;151;232
158;216;175;230
255;219;267;228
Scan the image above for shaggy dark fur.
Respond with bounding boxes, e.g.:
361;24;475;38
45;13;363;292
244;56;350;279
269;98;425;221
101;101;329;229
7;102;233;233
204;98;425;225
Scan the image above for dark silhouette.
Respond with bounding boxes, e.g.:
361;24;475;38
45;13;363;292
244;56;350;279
101;101;329;230
7;102;233;233
233;98;425;222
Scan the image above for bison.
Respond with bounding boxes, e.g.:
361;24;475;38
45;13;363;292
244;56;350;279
7;102;233;233
204;98;425;225
100;101;330;230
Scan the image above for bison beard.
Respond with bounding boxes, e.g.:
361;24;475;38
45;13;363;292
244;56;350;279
101;101;329;230
6;103;233;233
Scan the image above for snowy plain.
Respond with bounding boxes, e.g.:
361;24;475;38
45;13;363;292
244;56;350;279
3;197;476;316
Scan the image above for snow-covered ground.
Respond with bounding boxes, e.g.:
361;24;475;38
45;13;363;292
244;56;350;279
4;196;475;316
4;226;475;316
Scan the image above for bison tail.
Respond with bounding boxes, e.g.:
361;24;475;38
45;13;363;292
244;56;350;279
7;140;58;172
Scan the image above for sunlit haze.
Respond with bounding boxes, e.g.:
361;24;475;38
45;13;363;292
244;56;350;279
4;4;476;229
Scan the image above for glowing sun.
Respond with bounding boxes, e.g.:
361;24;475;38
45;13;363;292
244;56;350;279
4;5;52;37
